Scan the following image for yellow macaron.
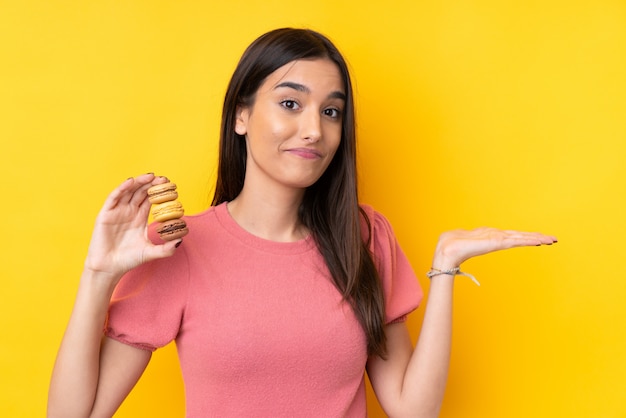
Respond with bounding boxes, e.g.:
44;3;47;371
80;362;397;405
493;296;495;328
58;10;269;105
151;200;184;222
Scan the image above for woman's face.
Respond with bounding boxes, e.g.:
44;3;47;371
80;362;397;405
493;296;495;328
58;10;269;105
235;58;345;193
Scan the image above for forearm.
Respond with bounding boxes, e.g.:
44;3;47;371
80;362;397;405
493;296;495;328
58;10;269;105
48;269;119;418
373;228;556;417
398;276;454;417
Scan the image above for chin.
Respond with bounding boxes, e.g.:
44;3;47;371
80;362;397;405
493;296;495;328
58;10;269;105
281;171;326;190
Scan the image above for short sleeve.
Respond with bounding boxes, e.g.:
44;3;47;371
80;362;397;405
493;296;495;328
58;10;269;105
360;205;423;324
104;228;190;351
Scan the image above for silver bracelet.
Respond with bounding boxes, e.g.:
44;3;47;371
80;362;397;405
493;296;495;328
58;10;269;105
426;267;481;286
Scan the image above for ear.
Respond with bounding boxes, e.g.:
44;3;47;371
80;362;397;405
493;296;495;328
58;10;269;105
234;106;249;136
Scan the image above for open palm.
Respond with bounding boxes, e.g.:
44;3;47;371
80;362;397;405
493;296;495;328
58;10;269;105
433;227;557;270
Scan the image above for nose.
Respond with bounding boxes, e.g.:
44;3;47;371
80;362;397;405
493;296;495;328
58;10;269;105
301;109;322;143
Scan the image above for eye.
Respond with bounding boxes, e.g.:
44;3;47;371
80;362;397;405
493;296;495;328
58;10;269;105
323;107;342;119
280;99;300;110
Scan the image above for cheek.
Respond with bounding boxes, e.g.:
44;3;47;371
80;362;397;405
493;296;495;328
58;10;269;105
325;125;342;151
271;114;300;138
269;124;292;141
252;114;294;144
328;145;340;163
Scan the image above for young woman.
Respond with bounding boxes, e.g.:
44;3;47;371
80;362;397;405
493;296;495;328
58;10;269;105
48;28;556;418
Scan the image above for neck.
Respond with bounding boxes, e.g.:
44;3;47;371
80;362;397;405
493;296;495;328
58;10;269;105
227;183;307;242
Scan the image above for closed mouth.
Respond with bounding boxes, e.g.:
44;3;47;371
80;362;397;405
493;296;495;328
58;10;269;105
285;148;323;159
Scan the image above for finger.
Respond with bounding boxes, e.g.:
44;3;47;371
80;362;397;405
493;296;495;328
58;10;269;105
129;180;153;207
135;191;154;224
501;233;557;248
97;174;151;215
136;174;172;213
121;173;156;205
106;174;156;209
129;175;170;207
129;175;168;228
142;239;183;262
131;191;161;231
152;175;170;185
101;177;136;211
533;234;558;245
512;231;557;244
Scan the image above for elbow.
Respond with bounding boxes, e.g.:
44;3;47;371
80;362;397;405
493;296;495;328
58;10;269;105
388;408;442;418
47;409;92;418
385;395;444;418
46;398;92;418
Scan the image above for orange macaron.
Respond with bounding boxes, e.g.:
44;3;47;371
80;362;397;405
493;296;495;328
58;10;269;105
147;182;178;204
147;180;189;241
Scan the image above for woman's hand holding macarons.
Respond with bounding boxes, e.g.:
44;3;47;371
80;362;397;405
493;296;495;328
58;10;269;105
83;174;182;283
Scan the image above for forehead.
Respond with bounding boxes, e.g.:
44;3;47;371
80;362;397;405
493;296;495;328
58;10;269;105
260;58;345;94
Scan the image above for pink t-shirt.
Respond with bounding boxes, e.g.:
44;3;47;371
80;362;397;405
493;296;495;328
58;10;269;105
105;203;422;417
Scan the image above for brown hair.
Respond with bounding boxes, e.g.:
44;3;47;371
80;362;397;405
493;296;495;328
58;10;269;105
212;28;387;357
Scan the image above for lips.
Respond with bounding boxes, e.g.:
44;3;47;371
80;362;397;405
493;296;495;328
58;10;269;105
285;147;323;159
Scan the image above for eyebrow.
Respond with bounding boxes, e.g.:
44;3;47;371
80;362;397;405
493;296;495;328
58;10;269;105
274;81;346;101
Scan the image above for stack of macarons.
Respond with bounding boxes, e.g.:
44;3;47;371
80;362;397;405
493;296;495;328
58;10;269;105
147;181;189;241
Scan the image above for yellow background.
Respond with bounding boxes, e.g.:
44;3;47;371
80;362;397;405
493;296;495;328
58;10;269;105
2;1;625;417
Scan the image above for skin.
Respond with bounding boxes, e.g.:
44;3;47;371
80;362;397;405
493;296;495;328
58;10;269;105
48;59;557;418
229;59;345;241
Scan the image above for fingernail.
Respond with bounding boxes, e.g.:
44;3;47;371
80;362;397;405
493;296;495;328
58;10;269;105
175;240;183;248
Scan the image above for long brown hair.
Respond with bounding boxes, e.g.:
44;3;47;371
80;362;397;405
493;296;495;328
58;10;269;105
212;28;387;357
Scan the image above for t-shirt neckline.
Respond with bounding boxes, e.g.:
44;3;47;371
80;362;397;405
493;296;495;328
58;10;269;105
213;202;315;255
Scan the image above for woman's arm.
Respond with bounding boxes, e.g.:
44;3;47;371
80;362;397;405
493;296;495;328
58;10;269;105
367;228;557;418
48;270;151;417
48;174;180;417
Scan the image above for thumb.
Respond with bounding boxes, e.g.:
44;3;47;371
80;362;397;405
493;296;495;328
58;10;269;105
142;240;183;262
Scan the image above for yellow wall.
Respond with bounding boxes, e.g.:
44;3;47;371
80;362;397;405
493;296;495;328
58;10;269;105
2;1;625;416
